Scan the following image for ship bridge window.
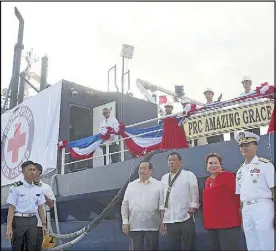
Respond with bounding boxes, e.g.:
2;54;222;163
70;105;93;141
206;134;224;144
69;104;93;171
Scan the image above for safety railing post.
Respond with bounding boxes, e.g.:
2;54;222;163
106;141;110;165
61;147;65;174
120;137;125;162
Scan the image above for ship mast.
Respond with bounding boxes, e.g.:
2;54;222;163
22;48;39;98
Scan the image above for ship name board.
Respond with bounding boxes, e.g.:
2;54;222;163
183;100;274;140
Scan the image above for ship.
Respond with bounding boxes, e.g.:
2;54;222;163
1;7;275;251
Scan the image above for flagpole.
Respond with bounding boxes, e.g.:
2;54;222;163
120;44;134;122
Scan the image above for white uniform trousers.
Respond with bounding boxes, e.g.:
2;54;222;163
242;199;274;251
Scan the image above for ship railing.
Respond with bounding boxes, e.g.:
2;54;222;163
60;111;180;174
61;95;274;174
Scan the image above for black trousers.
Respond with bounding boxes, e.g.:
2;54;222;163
166;217;196;251
102;143;120;164
207;227;240;251
11;216;38;251
35;227;43;251
129;231;159;251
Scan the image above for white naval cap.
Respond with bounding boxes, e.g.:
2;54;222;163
164;101;174;108
241;76;252;83
203;88;214;95
235;131;260;145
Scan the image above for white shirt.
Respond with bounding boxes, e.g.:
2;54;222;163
161;170;200;224
236;155;275;202
36;181;56;227
6;180;46;214
99;117;119;142
121;177;164;231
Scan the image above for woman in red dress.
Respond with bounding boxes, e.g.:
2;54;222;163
203;153;241;251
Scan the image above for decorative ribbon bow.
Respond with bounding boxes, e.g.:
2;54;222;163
57;140;68;151
182;103;197;115
256;82;275;96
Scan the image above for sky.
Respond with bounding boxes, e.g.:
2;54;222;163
1;2;274;105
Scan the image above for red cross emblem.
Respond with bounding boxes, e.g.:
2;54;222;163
7;123;26;163
1;106;35;181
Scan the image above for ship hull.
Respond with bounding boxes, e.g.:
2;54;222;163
1;133;274;250
1;215;248;250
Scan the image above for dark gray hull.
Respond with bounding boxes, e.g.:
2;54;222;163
1;133;274;250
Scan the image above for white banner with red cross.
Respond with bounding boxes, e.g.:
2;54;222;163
1;81;62;186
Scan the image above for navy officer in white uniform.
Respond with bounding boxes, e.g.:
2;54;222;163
235;131;275;251
5;161;47;251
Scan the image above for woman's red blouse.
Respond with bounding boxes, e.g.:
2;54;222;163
203;171;241;229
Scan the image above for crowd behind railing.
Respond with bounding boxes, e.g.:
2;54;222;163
59;76;275;173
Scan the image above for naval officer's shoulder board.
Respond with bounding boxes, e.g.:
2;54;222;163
12;181;23;187
34;181;42;187
9;181;23;193
258;157;271;163
259;157;276;172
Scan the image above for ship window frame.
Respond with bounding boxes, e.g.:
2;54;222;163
68;104;93;172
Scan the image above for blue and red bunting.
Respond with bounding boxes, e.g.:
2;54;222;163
57;83;275;160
